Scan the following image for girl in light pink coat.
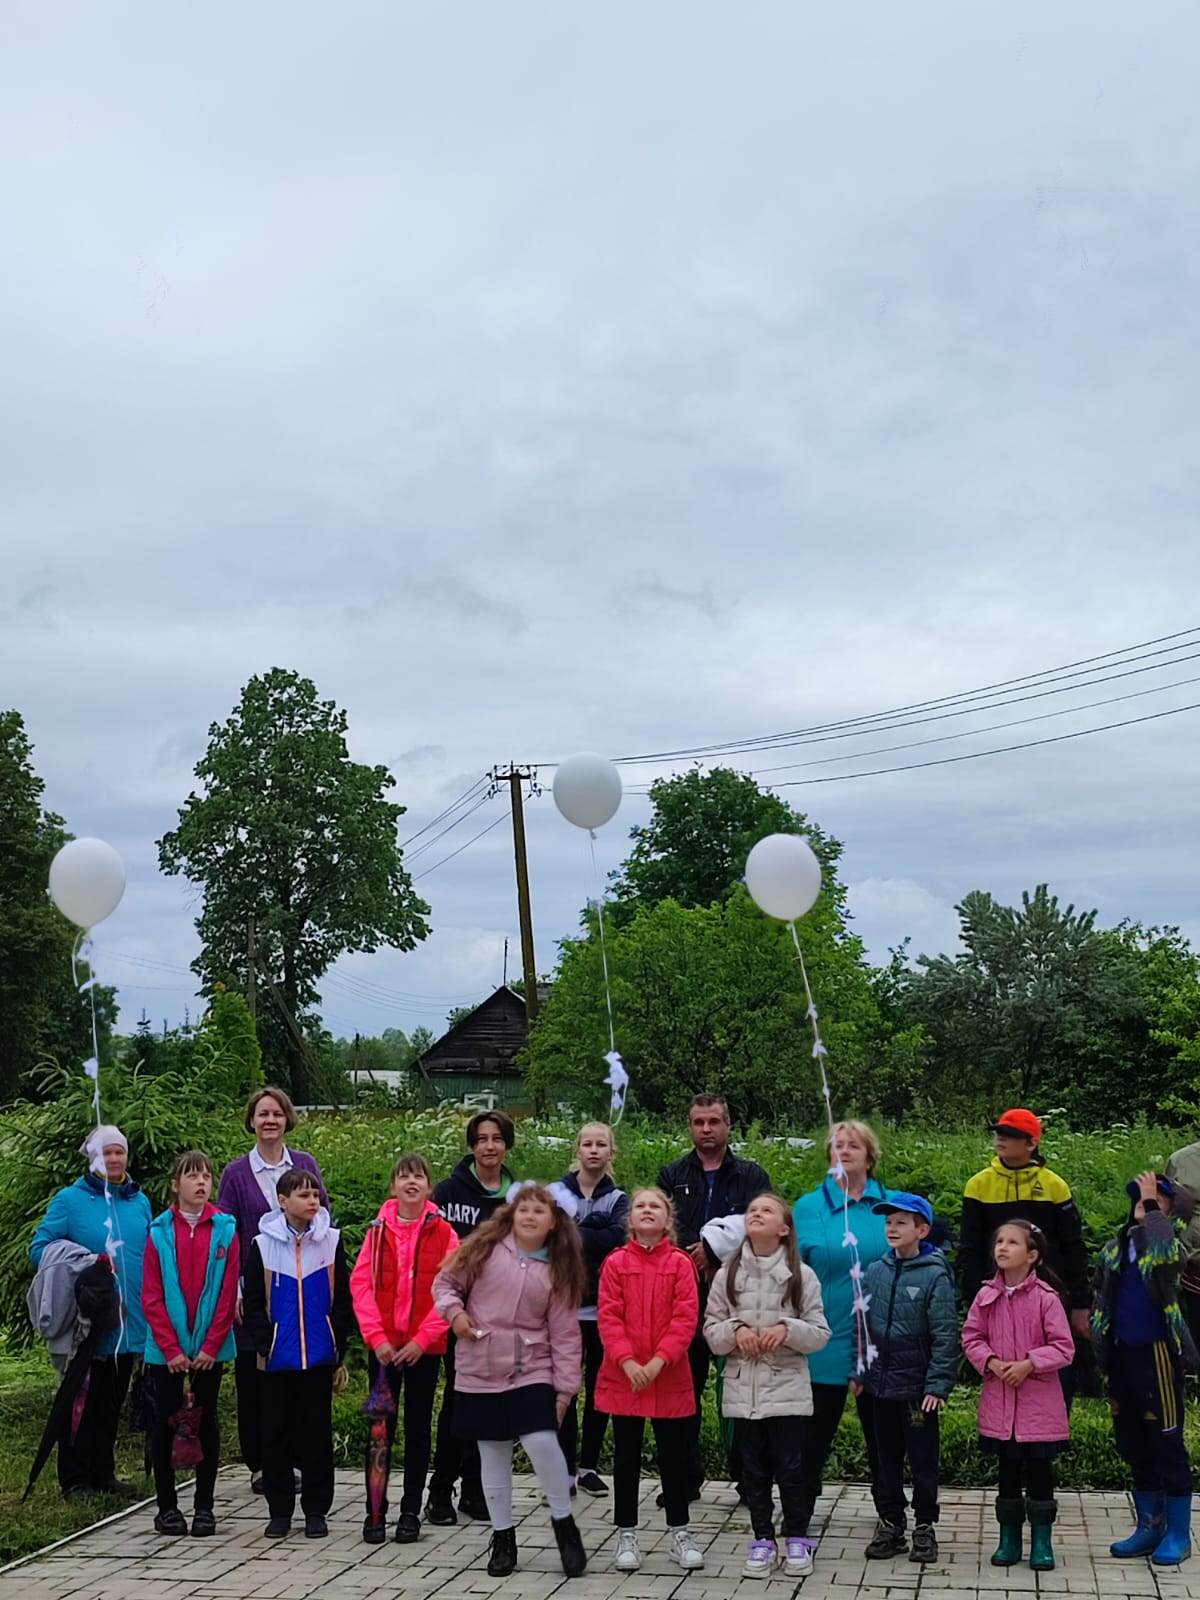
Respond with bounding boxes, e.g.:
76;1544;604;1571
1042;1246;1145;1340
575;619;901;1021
962;1219;1075;1573
432;1182;587;1580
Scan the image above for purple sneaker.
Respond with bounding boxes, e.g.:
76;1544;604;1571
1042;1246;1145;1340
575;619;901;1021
785;1537;817;1576
743;1539;778;1578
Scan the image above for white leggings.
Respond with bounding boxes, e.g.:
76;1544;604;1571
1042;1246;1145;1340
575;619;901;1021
478;1432;573;1528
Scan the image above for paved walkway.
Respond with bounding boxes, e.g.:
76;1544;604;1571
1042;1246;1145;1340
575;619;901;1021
1;1476;1195;1600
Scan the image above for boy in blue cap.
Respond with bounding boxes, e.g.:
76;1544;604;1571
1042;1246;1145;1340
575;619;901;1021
851;1193;956;1565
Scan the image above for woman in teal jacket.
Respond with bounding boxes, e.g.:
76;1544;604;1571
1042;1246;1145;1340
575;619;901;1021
791;1121;895;1544
30;1125;152;1500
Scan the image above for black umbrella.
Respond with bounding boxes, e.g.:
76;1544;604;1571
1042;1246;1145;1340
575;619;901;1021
23;1255;121;1502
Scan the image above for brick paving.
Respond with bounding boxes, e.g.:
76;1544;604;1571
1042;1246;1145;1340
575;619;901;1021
1;1476;1195;1600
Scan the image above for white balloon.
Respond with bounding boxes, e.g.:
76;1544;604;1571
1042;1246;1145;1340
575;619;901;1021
553;752;623;832
48;838;126;930
744;833;822;921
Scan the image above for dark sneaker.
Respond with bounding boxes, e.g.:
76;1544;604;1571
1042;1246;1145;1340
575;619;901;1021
576;1471;608;1496
394;1512;421;1544
865;1520;907;1559
64;1486;95;1503
305;1515;328;1539
99;1479;140;1501
191;1509;217;1537
265;1517;291;1538
153;1509;188;1536
362;1515;387;1545
424;1491;457;1525
910;1524;938;1564
458;1494;490;1521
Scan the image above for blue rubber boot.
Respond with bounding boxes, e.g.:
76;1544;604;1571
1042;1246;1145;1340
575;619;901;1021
1152;1496;1193;1565
1111;1490;1165;1557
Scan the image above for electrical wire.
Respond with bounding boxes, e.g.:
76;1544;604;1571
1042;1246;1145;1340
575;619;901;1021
400;778;489;849
414;810;507;881
404;791;494;863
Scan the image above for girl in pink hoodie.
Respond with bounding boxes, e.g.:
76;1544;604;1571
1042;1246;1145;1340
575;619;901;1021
962;1219;1075;1574
350;1154;458;1546
433;1182;587;1580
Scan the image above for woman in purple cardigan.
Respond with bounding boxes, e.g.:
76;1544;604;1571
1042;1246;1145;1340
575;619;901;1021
216;1084;328;1495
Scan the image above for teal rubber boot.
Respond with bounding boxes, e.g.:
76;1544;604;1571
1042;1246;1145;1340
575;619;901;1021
1152;1496;1192;1565
1027;1499;1056;1571
1111;1490;1165;1558
990;1498;1024;1567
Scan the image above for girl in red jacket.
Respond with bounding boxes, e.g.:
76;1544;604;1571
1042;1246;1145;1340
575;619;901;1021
350;1154;459;1546
596;1187;703;1573
142;1151;239;1538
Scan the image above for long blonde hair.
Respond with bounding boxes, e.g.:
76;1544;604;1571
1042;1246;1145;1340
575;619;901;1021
569;1121;617;1180
625;1187;678;1245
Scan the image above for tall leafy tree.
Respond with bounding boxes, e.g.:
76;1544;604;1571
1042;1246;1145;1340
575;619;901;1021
157;669;431;1099
610;766;845;922
0;711;115;1102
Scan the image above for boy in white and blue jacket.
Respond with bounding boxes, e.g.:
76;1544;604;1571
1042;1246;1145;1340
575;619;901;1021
242;1168;352;1539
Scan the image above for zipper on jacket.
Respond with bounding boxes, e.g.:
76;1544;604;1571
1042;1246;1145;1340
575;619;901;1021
879;1261;901;1390
295;1236;308;1368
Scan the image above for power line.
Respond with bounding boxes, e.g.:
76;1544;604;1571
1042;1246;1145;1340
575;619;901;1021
413;810;507;881
405;791;494;863
400;778;489;849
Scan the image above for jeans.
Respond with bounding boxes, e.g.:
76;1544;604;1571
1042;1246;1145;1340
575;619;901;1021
611;1414;692;1528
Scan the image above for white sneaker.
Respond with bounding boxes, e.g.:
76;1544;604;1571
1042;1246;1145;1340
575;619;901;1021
784;1537;816;1577
670;1526;705;1569
614;1529;642;1571
743;1538;778;1578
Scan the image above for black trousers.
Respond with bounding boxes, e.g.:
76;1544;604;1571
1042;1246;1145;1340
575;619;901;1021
867;1397;940;1526
1182;1288;1200;1354
736;1416;807;1539
559;1321;609;1476
1108;1340;1192;1497
151;1365;223;1513
612;1414;692;1528
428;1334;483;1500
260;1366;334;1519
364;1353;441;1522
998;1456;1054;1501
795;1382;878;1536
234;1349;264;1472
57;1353;134;1495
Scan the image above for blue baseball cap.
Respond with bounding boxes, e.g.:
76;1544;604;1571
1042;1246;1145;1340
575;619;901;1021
872;1192;933;1228
1125;1174;1175;1204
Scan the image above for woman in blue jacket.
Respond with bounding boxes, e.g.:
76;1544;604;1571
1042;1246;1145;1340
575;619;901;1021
791;1121;895;1546
30;1124;152;1501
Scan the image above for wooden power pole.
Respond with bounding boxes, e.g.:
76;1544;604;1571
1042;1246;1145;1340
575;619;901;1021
495;767;539;1027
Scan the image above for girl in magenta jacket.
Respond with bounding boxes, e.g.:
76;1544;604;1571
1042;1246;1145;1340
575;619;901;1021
596;1187;703;1574
432;1182;587;1580
962;1219;1075;1574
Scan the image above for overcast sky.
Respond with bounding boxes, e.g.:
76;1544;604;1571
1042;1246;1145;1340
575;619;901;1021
3;2;1199;1051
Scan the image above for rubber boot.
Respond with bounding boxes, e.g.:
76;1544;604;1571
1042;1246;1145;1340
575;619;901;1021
990;1497;1024;1567
1027;1499;1057;1571
487;1527;517;1577
1111;1490;1165;1558
1152;1496;1193;1565
551;1514;588;1577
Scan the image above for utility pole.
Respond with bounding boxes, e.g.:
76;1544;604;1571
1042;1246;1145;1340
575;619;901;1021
502;936;509;988
246;914;257;1029
494;767;539;1026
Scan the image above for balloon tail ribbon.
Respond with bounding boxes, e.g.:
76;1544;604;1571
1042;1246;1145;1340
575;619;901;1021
788;920;876;1376
74;934;125;1350
589;832;626;1123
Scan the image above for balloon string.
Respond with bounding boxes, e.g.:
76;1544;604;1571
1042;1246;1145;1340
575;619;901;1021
73;931;123;1345
589;833;617;1056
788;919;876;1377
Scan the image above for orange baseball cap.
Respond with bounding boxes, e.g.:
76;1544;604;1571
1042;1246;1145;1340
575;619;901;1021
991;1108;1042;1143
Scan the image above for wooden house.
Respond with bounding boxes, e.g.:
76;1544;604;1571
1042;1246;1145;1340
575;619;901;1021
414;985;534;1109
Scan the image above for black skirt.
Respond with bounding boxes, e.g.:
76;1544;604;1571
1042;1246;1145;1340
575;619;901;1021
451;1383;558;1441
980;1435;1065;1461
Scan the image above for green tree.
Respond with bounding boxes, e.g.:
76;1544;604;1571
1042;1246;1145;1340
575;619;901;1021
0;710;117;1102
193;986;263;1101
157;669;431;1100
610;767;845;923
904;886;1151;1123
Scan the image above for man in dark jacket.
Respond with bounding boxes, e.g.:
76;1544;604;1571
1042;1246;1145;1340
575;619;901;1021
426;1110;516;1525
854;1194;957;1565
656;1094;772;1500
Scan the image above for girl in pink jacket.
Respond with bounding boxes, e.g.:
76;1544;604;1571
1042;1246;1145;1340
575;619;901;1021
350;1154;458;1546
962;1219;1075;1574
432;1182;587;1580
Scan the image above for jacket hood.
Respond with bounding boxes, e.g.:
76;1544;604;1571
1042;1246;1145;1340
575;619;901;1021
559;1171;617;1200
260;1205;332;1244
82;1171;141;1199
443;1155;513;1201
977;1268;1050;1305
885;1242;947;1270
989;1153;1046;1178
378;1197;442;1233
